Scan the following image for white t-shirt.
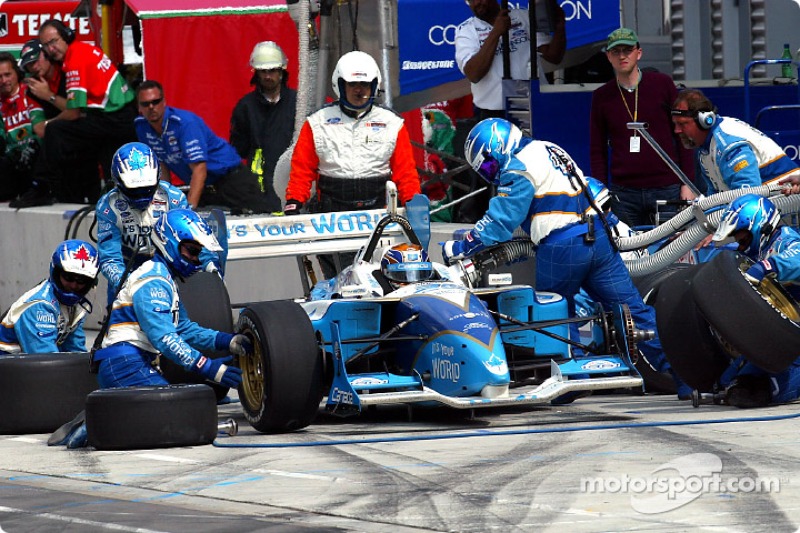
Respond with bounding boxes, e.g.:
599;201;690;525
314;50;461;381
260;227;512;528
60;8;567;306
454;9;550;111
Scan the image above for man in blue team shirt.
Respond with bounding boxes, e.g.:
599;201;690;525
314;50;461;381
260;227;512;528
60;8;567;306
134;80;280;214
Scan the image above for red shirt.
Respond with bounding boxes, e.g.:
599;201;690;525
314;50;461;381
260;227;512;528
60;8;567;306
63;41;133;112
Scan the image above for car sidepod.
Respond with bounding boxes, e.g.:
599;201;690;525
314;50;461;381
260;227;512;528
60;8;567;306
394;284;511;398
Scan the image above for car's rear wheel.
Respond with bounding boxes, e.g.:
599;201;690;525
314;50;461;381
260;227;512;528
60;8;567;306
692;251;800;373
162;271;233;402
236;301;323;433
655;264;730;390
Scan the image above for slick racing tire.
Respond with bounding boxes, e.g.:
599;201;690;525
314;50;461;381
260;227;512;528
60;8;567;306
0;352;98;434
692;250;800;373
86;384;217;450
632;263;690;305
655;264;730;391
631;263;690;394
237;300;323;433
162;272;233;402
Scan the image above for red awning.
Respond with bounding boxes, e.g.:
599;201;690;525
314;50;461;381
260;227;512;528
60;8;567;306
126;0;287;17
126;0;298;140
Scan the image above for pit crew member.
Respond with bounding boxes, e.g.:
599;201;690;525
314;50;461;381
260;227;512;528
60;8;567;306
95;142;219;304
710;194;800;408
671;88;799;194
442;118;683;401
0;240;98;354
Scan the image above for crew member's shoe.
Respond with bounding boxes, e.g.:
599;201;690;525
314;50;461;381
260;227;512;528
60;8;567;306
47;410;85;446
725;375;771;408
65;424;88;449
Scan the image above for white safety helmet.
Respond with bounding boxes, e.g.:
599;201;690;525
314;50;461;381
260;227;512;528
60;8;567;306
250;41;287;70
331;51;382;112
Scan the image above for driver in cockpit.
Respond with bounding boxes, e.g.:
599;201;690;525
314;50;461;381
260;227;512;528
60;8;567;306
377;243;435;293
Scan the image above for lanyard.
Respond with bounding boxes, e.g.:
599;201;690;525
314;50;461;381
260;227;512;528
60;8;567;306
618;81;638;124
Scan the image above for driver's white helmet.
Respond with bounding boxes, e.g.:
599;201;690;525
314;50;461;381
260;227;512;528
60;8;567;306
250;41;287;70
331;51;381;110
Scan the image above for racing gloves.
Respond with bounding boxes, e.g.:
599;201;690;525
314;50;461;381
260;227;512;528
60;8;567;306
195;355;243;387
228;333;253;356
442;229;485;266
283;199;303;215
215;332;253;356
744;258;777;284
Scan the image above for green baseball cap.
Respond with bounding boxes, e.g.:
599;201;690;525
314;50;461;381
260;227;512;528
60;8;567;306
606;28;639;50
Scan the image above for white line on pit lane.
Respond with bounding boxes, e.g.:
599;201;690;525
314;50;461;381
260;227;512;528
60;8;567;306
0;505;168;532
251;468;340;481
134;454;201;464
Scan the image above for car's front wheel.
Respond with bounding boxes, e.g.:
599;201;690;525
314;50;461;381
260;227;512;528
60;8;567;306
236;300;323;433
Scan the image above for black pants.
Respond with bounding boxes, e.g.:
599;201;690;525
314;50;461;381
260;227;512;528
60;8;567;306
0;158;32;201
44;105;137;203
200;164;280;214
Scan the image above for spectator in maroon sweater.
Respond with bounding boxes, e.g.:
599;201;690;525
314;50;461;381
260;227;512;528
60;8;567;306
589;28;696;227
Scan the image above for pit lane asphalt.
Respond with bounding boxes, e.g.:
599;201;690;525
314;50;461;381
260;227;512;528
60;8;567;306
2;390;799;533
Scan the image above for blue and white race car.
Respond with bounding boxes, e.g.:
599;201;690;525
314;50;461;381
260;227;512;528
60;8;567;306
231;193;646;434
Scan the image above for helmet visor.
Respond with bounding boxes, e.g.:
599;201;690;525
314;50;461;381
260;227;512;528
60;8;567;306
384;261;434;284
476;151;500;182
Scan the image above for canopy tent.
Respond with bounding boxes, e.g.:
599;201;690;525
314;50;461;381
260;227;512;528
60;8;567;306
124;0;299;139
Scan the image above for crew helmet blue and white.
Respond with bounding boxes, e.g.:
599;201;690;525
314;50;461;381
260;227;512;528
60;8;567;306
381;243;434;288
585;176;611;210
464;118;523;185
49;239;99;306
111;142;161;210
712;194;780;257
152;209;222;278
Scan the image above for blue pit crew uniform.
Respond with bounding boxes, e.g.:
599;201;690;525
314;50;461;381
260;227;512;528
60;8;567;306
718;225;800;404
0;280;90;354
96;181;219;303
697;116;799;194
445;138;674;381
92;255;235;388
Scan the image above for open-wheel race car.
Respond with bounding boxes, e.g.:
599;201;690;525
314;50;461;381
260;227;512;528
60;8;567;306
227;188;647;433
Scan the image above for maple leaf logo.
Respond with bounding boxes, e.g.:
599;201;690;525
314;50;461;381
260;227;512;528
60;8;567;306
73;245;92;266
127;146;149;172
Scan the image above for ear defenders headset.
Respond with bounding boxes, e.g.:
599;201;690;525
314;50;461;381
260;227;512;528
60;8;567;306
671;107;717;130
43;19;76;45
695;109;717;130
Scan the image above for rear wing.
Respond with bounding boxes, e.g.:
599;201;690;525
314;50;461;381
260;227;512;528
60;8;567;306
219;182;430;262
224;208;407;261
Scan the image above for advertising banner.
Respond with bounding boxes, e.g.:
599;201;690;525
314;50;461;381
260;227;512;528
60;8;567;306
397;0;619;96
0;0;94;53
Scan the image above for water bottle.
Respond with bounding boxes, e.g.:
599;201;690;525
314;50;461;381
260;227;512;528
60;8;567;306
782;44;793;78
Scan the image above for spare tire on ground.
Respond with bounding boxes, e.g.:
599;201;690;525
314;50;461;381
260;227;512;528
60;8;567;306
86;384;217;450
0;352;97;434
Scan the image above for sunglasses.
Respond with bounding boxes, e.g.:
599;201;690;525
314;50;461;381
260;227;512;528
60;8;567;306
138;97;163;108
